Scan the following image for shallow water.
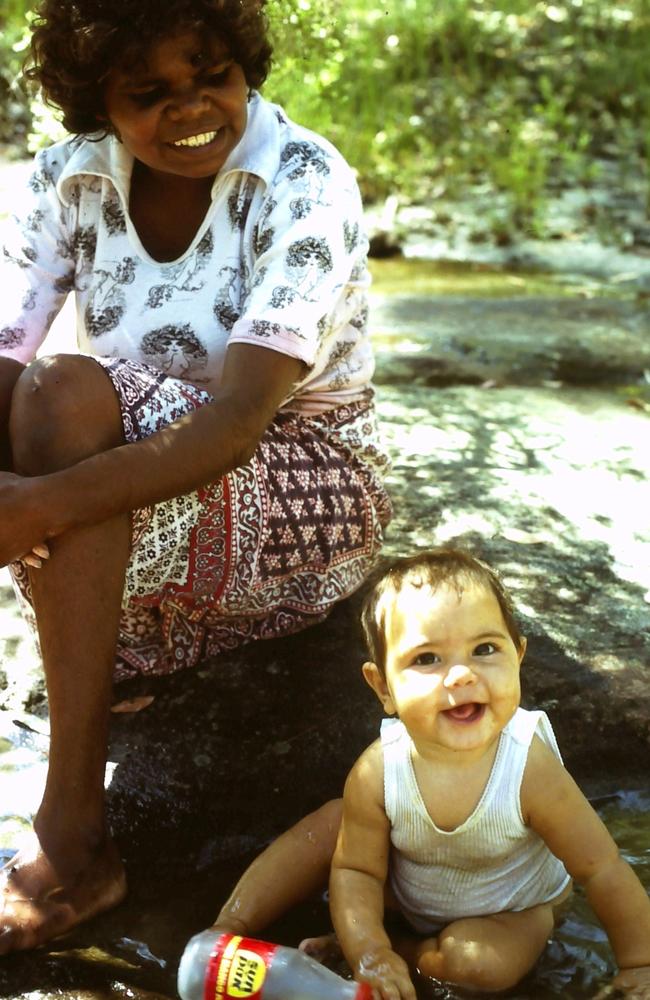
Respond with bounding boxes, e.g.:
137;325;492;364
0;710;647;999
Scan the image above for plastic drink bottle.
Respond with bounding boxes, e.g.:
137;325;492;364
177;930;373;1000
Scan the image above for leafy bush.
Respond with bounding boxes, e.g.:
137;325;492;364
266;0;650;226
0;0;32;148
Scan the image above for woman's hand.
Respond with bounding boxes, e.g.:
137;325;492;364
0;472;50;569
21;543;50;569
356;947;416;1000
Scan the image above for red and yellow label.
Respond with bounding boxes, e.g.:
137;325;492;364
205;934;278;1000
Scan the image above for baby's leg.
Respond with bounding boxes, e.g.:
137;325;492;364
398;903;556;993
214;800;341;936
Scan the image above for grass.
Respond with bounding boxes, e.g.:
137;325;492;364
265;0;650;231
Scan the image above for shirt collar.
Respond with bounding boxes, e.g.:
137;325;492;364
56;91;284;207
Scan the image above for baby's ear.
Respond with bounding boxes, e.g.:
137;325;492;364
362;661;397;715
518;636;528;664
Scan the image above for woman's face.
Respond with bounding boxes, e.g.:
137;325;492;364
103;28;248;181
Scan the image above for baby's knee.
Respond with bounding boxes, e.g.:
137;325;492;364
420;937;521;993
314;798;343;835
10;355;123;473
296;799;342;862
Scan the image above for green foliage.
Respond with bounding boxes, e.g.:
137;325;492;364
265;0;650;230
0;0;32;148
2;1;650;232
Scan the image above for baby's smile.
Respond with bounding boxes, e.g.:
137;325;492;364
443;702;486;723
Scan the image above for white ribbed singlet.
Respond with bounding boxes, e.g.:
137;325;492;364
382;707;571;933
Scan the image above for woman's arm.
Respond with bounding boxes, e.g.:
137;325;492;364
330;742;416;1000
1;149;76;365
523;738;650;981
0;343;303;565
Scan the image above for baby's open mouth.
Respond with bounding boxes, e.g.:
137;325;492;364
444;703;485;723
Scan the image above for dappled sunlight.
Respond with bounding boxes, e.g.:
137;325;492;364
380;384;649;595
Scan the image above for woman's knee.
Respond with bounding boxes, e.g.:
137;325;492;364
9;354;124;474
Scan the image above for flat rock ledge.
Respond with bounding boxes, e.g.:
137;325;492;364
0;325;648;998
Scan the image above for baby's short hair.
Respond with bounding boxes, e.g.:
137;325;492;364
25;0;272;136
361;547;523;673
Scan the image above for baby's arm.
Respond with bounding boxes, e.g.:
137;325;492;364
523;738;650;989
330;741;416;1000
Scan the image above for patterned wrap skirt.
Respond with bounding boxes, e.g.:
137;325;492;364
10;358;392;681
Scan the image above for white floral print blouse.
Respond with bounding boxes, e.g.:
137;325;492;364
0;93;375;414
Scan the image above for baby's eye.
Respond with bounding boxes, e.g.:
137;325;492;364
411;651;440;667
474;642;497;656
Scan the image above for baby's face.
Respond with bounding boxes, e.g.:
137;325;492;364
369;582;524;759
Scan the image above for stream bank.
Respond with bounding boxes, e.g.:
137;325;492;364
0;213;649;995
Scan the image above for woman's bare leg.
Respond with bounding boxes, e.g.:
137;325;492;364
0;357;24;469
214;800;341;936
0;355;130;952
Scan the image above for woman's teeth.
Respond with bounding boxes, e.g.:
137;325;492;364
172;130;218;148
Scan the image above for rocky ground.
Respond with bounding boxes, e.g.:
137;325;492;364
0;162;649;997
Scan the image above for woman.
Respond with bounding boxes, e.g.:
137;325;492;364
0;0;391;952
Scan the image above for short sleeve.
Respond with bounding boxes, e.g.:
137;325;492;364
0;149;75;363
228;136;368;367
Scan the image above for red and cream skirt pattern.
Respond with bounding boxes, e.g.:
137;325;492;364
10;357;392;680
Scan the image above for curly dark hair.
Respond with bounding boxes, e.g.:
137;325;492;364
24;0;273;136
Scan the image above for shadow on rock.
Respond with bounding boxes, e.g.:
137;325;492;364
0;378;648;998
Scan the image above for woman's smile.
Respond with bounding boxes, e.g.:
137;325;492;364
169;129;221;149
103;30;248;181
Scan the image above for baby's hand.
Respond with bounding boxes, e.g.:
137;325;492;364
614;966;650;998
355;946;416;1000
595;966;650;999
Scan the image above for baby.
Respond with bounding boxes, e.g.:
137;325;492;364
214;548;650;997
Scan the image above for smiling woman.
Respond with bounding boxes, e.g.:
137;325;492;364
102;32;249;186
0;0;392;954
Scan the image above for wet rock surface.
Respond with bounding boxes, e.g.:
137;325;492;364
1;371;648;997
372;294;650;387
0;211;649;994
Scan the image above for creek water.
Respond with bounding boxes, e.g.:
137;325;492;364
0;255;649;997
0;708;648;1000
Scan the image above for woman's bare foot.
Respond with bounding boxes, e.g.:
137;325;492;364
0;831;127;953
299;932;343;965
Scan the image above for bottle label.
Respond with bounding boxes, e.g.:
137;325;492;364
205;934;278;1000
